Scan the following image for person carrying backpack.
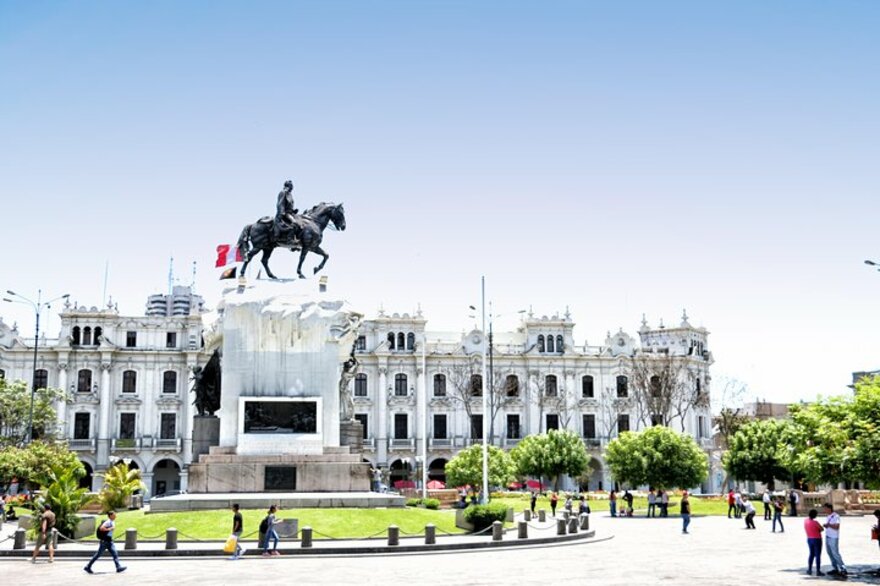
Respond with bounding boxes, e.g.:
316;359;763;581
84;511;126;574
261;505;280;557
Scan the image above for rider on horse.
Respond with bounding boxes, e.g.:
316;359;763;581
275;180;302;244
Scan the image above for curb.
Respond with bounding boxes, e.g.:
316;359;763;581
0;530;596;558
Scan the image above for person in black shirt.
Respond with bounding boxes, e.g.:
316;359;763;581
681;492;692;534
230;504;245;560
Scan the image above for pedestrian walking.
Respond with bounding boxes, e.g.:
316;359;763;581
549;491;559;517
609;490;617;518
30;504;55;563
789;489;799;517
530;491;537;515
84;511;126;574
823;503;847;577
772;497;785;533
578;495;589;515
743;498;756;529
564;494;573;516
681;491;691;534
660;489;669;517
229;503;245;560
804;508;824;576
647;488;656;518
727;489;736;518
762;490;772;521
261;504;281;557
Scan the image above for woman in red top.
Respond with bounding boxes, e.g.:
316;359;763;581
804;508;825;576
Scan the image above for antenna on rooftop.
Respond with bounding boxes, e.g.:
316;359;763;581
191;261;198;293
168;256;174;295
102;260;110;307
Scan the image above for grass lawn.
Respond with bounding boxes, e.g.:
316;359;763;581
82;507;465;541
491;493;730;516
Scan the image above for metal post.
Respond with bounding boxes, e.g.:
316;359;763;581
13;528;26;549
491;521;503;541
481;276;488;504
28;296;40;444
301;526;312;548
424;524;435;545
556;519;567;536
523;509;531;522
421;334;427;500
517;521;528;539
125;528;137;550
165;528;178;550
538;509;546;523
567;517;578;534
387;525;399;546
579;513;590;531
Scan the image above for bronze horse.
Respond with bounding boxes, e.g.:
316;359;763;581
237;202;346;280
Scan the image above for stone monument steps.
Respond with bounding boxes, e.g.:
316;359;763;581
197;453;363;464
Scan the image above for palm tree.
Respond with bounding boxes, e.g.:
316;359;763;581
98;462;145;513
39;463;95;538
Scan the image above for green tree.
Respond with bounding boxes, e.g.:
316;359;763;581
510;429;589;490
0;441;83;487
445;444;516;490
0;378;68;446
722;418;792;489
782;376;880;488
36;463;94;538
98;462;146;512
605;426;708;490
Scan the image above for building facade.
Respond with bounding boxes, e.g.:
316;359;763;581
0;289;715;497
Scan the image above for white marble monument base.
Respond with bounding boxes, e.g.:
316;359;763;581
149;491;405;512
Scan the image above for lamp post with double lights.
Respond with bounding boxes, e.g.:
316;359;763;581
3;289;70;444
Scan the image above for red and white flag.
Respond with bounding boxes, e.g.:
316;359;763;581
215;244;243;268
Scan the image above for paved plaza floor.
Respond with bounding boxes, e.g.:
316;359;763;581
6;514;880;585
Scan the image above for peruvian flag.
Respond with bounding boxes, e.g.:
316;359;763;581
215;244;243;268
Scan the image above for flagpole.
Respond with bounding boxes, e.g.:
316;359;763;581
481;276;489;504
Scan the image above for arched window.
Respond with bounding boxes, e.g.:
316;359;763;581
122;370;137;393
394;373;408;396
354;373;368;397
387;332;395;350
537;335;545;353
34;369;48;390
77;369;92;393
406;332;415;351
556;335;564;353
582;375;594;398
72;326;81;346
650;375;662;397
162;371;177;394
545;375;558;396
433;374;446;397
505;375;519;397
94;326;103;345
616;375;628;398
397;332;405;351
470;374;483;397
82;326;92;346
547;335;555;353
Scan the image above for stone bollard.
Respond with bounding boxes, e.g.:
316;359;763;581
492;521;503;542
125;528;138;550
425;524;436;545
579;514;590;531
538;509;546;523
387;525;399;546
556;519;567;536
517;520;528;539
567;517;578;534
13;528;26;550
51;528;59;549
165;528;178;550
301;526;313;548
523;509;531;522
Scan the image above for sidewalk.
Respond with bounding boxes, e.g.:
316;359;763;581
0;512;595;558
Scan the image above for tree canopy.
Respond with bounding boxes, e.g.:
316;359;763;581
0;441;84;487
722;418;792;489
510;429;589;489
0;377;67;446
445;443;516;490
605;426;708;490
780;376;880;488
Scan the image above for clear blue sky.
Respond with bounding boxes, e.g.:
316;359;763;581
1;1;878;405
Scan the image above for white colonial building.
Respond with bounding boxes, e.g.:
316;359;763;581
0;287;716;497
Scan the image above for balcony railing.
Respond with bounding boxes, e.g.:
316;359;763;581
429;438;454;449
153;438;182;451
68;438;96;452
362;437;376;450
503;437;522;448
111;438;142;452
388;438;414;450
582;437;603;449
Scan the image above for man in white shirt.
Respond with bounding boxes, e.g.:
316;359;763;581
84;510;126;574
743;498;756;529
762;490;772;521
734;490;744;519
823;503;847;576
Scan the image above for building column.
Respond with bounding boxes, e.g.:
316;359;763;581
141;471;154;502
416;362;426;486
377;365;388;466
98;358;113;465
564;369;577;431
142;358;156;444
179;469;189;492
182;354;198;467
56;361;69;437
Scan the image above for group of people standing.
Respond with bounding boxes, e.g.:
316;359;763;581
727;488;789;532
534;491;591;517
608;488;671;518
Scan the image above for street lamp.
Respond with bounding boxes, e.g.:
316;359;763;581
3;289;69;444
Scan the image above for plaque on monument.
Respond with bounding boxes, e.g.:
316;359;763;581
265;466;297;491
244;400;318;434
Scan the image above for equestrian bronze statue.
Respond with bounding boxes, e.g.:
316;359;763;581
237;180;347;280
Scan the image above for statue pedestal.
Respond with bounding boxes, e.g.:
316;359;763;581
339;420;364;453
192;416;220;461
